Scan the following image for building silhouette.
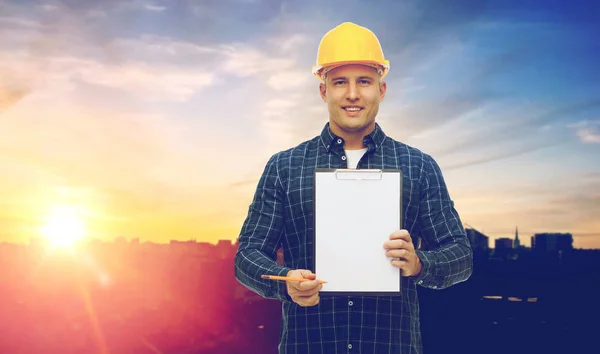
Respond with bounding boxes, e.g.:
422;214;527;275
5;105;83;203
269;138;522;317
532;233;573;252
465;226;489;253
495;237;513;249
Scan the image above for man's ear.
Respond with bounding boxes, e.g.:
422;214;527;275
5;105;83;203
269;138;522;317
379;80;387;102
319;82;327;102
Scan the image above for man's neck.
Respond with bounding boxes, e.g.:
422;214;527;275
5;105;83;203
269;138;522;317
343;135;367;150
330;123;375;150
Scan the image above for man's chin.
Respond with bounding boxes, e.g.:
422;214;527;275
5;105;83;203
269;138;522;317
339;123;372;133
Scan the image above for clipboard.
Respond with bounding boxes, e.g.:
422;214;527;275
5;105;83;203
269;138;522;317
313;168;403;296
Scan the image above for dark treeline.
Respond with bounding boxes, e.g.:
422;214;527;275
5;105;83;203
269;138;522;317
0;240;598;354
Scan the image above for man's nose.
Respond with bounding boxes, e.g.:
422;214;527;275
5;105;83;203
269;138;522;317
345;83;359;101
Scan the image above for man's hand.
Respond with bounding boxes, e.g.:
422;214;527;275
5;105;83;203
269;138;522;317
285;269;322;307
383;230;423;277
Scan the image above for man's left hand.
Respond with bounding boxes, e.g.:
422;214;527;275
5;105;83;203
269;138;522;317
383;230;422;277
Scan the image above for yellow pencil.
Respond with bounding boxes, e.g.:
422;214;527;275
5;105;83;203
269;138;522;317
261;274;327;284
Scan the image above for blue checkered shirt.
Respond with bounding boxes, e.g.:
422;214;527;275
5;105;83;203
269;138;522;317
234;122;473;354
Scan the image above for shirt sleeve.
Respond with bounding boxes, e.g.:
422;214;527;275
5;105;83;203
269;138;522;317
413;154;473;290
234;153;293;302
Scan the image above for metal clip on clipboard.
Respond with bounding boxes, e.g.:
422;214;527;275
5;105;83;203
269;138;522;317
334;169;383;180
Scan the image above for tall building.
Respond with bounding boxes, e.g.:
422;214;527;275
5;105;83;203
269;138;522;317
514;226;520;248
495;237;513;249
494;237;514;259
465;227;489;252
532;233;573;252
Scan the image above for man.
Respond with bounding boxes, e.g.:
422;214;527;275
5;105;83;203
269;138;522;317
234;22;473;354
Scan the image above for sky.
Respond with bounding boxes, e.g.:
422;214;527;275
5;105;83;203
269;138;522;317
1;0;599;249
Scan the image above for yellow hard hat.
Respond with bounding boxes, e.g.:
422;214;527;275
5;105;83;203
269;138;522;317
312;22;390;82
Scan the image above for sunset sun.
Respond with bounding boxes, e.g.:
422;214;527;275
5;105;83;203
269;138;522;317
40;205;88;248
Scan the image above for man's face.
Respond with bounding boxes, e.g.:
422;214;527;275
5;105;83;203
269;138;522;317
319;64;387;137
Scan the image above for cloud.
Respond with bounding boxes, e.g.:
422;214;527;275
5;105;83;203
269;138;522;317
143;4;167;12
0;21;220;102
443;138;573;171
106;34;307;87
1;52;216;102
106;35;220;62
263;99;297;118
455;171;600;235
516;190;600;236
0;4;322;199
71;58;216;101
0;1;313;105
0;85;30;112
220;44;295;78
432;99;600;159
0;16;43;28
267;33;311;54
569;120;600;144
1;7;313;103
266;70;310;90
578;129;600;143
386;91;500;140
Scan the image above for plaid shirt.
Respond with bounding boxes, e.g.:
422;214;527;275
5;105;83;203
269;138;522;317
234;122;473;354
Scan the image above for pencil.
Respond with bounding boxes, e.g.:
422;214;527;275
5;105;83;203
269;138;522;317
261;275;327;284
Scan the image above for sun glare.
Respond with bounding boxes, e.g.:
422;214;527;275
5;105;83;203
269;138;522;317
40;205;87;248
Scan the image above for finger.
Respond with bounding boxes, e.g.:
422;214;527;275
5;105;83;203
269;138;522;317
383;239;404;249
307;293;320;306
384;239;414;251
390;259;408;273
385;249;409;259
390;258;407;266
298;280;322;291
390;259;418;276
291;282;322;300
294;290;320;303
389;229;411;241
299;270;316;279
286;269;316;290
287;280;304;290
289;279;320;293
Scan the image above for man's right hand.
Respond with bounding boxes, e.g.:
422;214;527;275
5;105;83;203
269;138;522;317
286;269;322;307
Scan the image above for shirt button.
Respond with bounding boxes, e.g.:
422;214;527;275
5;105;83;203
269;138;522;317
348;344;352;349
337;139;342;144
341;156;346;160
348;301;353;306
417;280;423;285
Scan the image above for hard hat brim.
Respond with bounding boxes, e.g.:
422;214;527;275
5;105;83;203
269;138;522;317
312;60;390;81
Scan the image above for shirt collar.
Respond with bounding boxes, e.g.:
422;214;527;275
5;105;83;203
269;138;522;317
319;122;387;153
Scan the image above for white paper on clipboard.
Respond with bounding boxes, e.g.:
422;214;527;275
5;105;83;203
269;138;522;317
313;168;403;296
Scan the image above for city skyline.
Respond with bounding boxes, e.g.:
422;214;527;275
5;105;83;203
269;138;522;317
3;226;597;354
13;225;579;254
1;0;599;248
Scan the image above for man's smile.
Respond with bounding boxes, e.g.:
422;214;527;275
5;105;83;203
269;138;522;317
342;105;363;115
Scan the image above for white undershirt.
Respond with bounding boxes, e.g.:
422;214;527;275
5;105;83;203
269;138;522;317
344;148;368;169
